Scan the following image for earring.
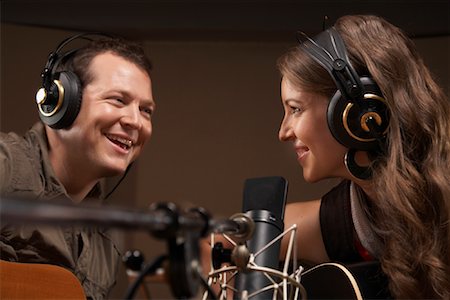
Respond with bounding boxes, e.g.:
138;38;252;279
344;149;372;180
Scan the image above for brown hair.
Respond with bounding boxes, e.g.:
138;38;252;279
57;36;152;89
278;15;450;298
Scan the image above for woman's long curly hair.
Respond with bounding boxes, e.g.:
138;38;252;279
278;15;450;298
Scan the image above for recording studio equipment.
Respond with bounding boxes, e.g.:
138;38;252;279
234;176;288;299
0;185;386;299
0;198;201;233
211;213;255;270
123;250;146;273
6;186;376;299
212;242;232;270
0;197;256;241
203;177;310;299
299;28;389;151
35;33;113;129
0;196;254;299
124;254;168;300
298;27;390;179
122;250;166;300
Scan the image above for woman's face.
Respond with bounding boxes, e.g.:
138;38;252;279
278;77;348;182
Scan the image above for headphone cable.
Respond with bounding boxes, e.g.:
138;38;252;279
104;162;133;200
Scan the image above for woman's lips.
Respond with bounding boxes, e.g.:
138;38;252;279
295;146;310;161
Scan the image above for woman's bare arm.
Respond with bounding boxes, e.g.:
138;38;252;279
280;200;329;264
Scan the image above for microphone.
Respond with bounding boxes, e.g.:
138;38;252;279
234;176;288;299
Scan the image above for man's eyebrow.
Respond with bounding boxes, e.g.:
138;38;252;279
111;89;155;106
142;99;156;110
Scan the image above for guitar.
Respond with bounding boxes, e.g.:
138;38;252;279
301;261;391;299
0;260;86;299
202;260;390;299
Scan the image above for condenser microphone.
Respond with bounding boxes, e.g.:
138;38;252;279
234;176;288;299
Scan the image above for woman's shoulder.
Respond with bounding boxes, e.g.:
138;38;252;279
322;179;351;201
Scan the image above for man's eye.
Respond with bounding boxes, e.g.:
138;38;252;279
141;107;153;117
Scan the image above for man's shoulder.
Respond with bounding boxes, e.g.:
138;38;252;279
0;123;45;153
0;130;25;145
1;132;34;164
0;125;45;196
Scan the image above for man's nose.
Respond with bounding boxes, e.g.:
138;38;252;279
120;105;142;130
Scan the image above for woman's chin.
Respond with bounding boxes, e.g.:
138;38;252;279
302;170;339;184
302;170;321;183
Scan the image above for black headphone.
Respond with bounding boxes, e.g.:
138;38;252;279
299;27;389;179
300;27;389;151
36;32;113;129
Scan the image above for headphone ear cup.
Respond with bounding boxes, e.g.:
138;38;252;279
327;77;389;151
38;71;82;129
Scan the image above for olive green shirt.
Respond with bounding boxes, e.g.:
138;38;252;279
0;123;121;299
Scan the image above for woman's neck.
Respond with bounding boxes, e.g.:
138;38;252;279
353;179;377;202
348;150;378;201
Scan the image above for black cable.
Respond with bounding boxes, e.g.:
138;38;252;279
104;163;133;200
124;254;167;300
196;267;218;300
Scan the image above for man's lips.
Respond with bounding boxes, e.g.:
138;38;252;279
106;134;134;150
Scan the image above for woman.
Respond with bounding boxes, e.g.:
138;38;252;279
278;15;449;299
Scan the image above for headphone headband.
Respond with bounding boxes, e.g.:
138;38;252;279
299;28;364;102
37;32;114;129
54;32;114;53
41;32;115;91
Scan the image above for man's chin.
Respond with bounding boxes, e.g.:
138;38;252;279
102;164;130;178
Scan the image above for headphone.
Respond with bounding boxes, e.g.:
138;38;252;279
36;32;113;129
299;27;389;152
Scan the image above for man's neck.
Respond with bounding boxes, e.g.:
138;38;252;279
45;127;99;203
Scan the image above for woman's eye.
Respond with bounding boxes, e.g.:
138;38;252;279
291;107;302;114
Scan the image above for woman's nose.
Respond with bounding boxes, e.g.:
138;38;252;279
278;117;293;142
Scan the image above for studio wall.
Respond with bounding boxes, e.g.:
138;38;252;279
1;23;448;298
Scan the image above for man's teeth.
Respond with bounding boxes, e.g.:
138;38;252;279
107;135;133;148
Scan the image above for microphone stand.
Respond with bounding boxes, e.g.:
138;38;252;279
0;197;250;299
124;254;167;300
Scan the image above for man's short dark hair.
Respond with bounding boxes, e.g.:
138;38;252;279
57;37;152;89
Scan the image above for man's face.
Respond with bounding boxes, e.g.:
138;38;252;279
58;52;155;178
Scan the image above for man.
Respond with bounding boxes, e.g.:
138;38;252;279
0;34;155;299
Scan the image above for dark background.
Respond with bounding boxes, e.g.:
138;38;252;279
3;1;450;40
1;1;448;298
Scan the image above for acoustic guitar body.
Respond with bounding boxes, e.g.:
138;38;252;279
302;261;390;299
0;260;85;299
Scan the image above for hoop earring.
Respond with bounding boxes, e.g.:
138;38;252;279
344;149;372;180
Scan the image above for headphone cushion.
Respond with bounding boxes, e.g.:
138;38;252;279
327;77;388;151
39;71;82;129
